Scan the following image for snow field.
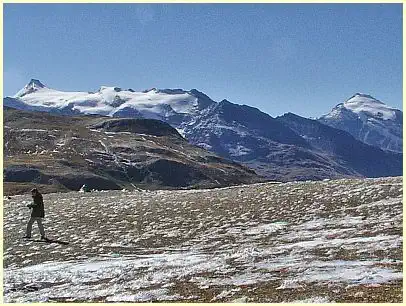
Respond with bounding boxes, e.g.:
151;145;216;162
3;176;402;302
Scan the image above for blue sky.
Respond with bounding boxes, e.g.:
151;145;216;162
3;3;403;117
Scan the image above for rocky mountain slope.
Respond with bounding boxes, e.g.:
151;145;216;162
319;93;402;153
3;176;402;302
4;80;402;181
3;107;262;195
276;112;402;178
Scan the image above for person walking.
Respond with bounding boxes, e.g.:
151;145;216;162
23;188;47;240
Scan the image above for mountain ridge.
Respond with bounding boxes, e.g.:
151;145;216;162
319;93;402;153
276;112;402;178
4;106;263;195
4;80;402;182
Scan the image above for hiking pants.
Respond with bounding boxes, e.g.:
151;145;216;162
26;217;45;237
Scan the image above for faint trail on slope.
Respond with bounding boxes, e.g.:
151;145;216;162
99;140;140;190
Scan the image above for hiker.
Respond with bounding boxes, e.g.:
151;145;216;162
23;188;47;240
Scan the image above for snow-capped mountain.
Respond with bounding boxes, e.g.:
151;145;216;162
276;112;402;178
7;79;213;121
4;79;307;170
4;80;402;181
319;93;402;153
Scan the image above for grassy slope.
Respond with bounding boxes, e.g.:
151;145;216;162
3;176;402;302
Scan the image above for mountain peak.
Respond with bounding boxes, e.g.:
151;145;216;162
340;93;396;120
27;79;46;89
352;92;375;99
319;93;402;153
14;79;47;98
346;93;384;105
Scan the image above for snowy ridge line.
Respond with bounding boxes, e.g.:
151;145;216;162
10;79;202;120
343;93;397;120
319;93;402;153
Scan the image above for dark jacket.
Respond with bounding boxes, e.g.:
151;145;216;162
29;193;45;218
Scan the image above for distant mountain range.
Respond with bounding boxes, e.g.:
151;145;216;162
3;79;402;185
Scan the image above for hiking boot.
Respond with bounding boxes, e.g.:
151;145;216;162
40;236;48;241
23;235;31;239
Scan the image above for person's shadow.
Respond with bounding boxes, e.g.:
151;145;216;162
29;238;69;245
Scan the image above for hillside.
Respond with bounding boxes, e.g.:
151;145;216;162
3;107;263;195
